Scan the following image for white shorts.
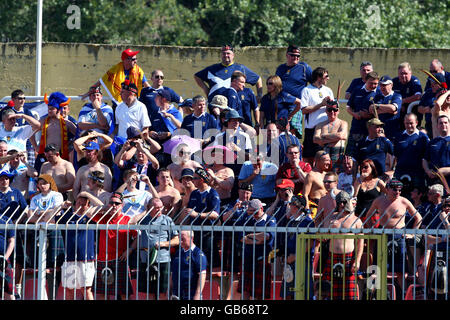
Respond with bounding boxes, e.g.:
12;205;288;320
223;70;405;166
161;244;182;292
61;261;96;289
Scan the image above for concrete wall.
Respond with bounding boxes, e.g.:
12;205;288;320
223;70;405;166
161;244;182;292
1;42;449;116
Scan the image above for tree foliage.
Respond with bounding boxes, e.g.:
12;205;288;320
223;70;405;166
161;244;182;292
0;0;448;48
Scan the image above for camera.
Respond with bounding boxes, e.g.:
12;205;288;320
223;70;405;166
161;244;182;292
130;141;136;147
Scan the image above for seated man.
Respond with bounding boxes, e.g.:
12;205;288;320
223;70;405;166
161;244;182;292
167;143;202;194
276;144;312;195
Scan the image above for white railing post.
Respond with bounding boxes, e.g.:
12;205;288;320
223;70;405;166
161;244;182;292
37;224;48;300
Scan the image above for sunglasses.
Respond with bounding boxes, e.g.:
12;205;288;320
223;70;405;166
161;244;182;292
109;201;122;206
154;75;164;79
326;107;338;113
127;57;137;61
267;82;274;85
288;53;300;58
15;97;26;100
323;180;336;184
361;165;370;169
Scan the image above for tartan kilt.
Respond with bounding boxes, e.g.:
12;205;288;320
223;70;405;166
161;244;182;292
221;233;241;273
95;260;134;297
322;252;358;300
0;261;14;295
238;258;272;299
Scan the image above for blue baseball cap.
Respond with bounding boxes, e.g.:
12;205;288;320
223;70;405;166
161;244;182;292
179;168;194;182
84;141;100;151
0;171;14;179
157;89;171;101
179;99;193;108
379;75;393;85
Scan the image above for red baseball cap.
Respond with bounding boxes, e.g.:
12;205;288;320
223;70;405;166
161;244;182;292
276;179;295;190
121;48;140;61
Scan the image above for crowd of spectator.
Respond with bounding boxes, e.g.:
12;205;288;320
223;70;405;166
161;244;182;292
0;46;449;301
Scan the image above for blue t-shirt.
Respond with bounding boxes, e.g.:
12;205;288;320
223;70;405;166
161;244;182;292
149;105;183;134
424;135;450;185
59;211;95;262
0;188;27;221
181;113;219;139
347;86;378;135
418;89;436;134
356;137;394;174
278;132;301;165
260;92;297;125
187;188;221;226
276;62;312;98
346;78;365;97
195;63;260;100
214;87;243;117
139;86;182;118
238;161;278;198
392;75;422;101
171;245;208;300
374;91;402;140
0;216;15;256
393;130;429;175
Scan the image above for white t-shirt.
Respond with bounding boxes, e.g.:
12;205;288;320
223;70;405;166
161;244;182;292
122;189;153;217
29;190;64;213
300;84;334;129
115;100;151;139
0;124;34;152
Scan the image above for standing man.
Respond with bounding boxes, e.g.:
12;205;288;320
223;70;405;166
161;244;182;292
139;69;183;118
276;45;313;138
113;80;151;141
355;118;394;176
214;71;246;118
194;45;263;103
303;150;332;214
39;144;76;197
131;198;179;300
171;230;208;300
371;75;403;141
345;61;374;100
393;113;429;190
85;48;150;105
392;62;423;128
300;67;334;164
423;115;450;187
0;212;15;300
345;71;380;159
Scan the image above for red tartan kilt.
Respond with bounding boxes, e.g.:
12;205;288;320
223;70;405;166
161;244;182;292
322;252;358;300
238;259;272;300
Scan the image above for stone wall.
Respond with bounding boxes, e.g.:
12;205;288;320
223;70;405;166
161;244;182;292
1;42;449;115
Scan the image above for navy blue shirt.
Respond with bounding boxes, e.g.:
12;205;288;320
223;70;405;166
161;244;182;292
275;62;312;98
424;135;450;185
418;88;436;135
214;87;243;117
392;75;422;102
149;106;183;134
0;188;27;221
59;210;96;261
181;113;219;138
346;78;365;97
394;130;429;175
374;91;402;140
195;63;260;101
187;188;221;226
347;86;378;135
139;86;182;117
260;92;296;125
238;88;258;126
0;216;15;256
356;137;394;174
424;71;450;92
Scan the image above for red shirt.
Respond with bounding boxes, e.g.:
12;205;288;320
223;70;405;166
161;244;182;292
276;161;312;194
92;213;138;262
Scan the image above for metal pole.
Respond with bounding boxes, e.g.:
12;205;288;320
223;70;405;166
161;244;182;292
37;225;48;300
35;0;43;96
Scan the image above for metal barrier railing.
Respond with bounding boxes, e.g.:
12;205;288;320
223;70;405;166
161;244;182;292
0;206;448;301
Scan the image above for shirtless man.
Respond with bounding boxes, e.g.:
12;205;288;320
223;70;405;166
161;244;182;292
315;171;341;227
156;168;181;217
321;190;364;300
303;150;331;214
39;144;76;197
72;141;112;199
167;143;201;194
37;92;77;162
313;105;348;170
204;146;235;206
366;179;422;294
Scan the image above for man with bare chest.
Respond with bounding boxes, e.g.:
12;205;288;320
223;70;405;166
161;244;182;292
39;144;76;197
366;179;422;292
321;191;364;300
313;105;348;170
37;92;77;168
303;150;331;215
316;171;342;227
156;168;181;217
72;141;112;199
167;144;201;194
